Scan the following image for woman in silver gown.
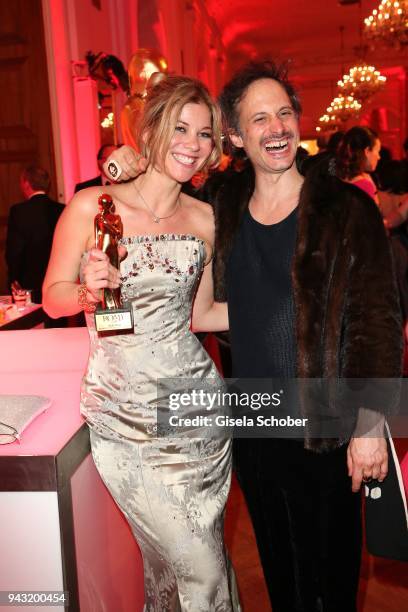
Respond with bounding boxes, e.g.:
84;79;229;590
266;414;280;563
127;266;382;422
43;75;240;611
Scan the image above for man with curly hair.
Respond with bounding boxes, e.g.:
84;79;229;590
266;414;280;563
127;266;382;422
105;61;402;612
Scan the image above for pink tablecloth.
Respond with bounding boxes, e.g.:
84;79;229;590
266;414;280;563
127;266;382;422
0;327;90;456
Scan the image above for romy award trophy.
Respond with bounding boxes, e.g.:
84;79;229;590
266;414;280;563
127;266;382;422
93;193;133;333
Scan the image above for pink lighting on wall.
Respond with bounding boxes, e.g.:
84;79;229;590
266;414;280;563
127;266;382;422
42;0;79;202
73;78;100;183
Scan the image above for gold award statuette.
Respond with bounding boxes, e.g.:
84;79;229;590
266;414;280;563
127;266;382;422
94;193;133;333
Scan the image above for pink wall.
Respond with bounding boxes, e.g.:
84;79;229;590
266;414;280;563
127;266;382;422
72;2;116;59
72;455;144;611
42;0;139;201
42;0;225;202
42;0;79;202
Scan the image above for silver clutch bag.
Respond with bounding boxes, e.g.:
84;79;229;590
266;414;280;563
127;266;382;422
0;395;51;444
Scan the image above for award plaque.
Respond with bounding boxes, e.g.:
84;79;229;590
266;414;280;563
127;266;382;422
94;194;133;333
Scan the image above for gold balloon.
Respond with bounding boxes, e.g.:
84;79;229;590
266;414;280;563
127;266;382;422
121;49;168;149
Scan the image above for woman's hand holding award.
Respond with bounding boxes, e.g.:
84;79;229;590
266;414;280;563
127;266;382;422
94;193;133;333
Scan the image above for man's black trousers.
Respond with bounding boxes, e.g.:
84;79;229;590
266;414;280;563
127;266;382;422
234;438;362;612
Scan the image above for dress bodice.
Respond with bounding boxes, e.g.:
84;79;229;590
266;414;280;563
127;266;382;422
82;234;205;342
80;234;219;440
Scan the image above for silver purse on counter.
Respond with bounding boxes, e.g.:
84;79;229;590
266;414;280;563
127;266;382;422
0;395;50;444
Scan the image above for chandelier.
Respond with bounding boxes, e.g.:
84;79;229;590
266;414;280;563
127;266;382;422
317;93;362;130
338;63;386;101
364;0;408;48
317;114;341;132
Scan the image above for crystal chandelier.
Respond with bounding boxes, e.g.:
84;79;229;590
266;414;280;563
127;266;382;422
317;93;362;130
317;113;341;132
364;0;408;48
338;63;386;101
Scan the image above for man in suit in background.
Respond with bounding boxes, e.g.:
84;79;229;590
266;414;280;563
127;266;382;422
6;165;64;306
74;143;118;192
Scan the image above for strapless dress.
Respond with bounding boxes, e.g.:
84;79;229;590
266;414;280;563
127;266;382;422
80;234;240;612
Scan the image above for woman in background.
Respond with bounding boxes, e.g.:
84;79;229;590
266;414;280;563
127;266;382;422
336;126;381;203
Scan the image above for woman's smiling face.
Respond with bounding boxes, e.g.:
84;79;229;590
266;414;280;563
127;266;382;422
163;101;214;183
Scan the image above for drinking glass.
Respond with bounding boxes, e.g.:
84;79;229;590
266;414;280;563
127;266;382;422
12;288;29;311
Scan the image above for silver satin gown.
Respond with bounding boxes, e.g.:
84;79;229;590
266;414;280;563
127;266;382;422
80;234;241;612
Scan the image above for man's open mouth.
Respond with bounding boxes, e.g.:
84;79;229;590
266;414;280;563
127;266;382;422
264;139;289;153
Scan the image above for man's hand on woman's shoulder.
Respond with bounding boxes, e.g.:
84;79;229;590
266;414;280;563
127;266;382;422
103;145;148;182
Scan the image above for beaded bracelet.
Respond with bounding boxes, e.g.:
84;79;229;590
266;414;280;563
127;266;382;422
78;283;97;313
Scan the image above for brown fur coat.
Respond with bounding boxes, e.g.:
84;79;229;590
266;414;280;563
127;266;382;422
209;161;403;452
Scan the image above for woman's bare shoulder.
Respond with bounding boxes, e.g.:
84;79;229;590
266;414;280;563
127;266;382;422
66;186;119;225
181;193;213;220
180;194;214;253
68;186;105;210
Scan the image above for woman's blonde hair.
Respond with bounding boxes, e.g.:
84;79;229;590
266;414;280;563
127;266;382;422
137;74;222;174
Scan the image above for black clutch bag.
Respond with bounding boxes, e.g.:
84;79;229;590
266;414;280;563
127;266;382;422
365;422;408;561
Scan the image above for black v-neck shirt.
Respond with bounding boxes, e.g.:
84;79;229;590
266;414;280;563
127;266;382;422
226;207;298;379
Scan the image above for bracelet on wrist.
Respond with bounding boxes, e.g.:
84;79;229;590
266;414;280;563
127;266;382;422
78;283;98;313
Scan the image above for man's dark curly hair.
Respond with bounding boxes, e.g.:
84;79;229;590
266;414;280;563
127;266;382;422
218;60;302;135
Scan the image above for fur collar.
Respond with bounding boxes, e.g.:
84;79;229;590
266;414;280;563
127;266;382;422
211;160;402;451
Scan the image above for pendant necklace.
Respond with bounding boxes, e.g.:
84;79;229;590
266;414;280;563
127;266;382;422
133;181;180;224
